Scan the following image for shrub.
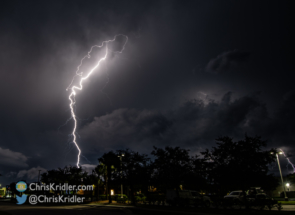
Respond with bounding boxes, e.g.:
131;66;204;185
116;194;128;203
147;193;165;205
99;195;107;200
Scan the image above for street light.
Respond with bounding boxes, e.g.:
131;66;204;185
286;183;290;192
118;153;124;198
271;151;288;201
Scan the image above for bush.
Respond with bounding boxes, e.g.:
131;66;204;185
135;196;141;202
116;194;128;203
114;194;128;200
99;195;107;200
132;194;147;204
98;194;129;202
147;193;165;205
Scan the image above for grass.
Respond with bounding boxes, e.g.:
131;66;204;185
130;208;294;215
129;205;295;215
278;201;295;205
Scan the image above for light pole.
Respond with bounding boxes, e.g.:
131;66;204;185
271;151;288;201
118;153;124;198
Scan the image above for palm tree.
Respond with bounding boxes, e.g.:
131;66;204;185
94;164;107;200
98;151;119;203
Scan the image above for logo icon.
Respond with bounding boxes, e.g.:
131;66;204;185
16;194;28;205
16;181;27;192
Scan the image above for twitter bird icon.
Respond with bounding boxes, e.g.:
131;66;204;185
16;194;27;205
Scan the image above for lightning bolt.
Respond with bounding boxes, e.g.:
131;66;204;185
279;148;295;173
66;34;128;168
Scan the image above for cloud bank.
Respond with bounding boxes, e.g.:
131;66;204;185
17;166;47;180
79;91;295;156
0;147;28;168
206;50;250;73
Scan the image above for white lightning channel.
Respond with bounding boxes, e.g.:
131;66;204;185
66;35;128;168
279;148;295;173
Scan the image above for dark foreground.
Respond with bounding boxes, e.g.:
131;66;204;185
0;202;128;215
131;204;295;215
1;202;295;215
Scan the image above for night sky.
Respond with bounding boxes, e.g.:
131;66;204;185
0;0;294;185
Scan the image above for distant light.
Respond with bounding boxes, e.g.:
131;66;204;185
111;189;114;195
279;152;283;154
286;183;290;187
270;152;274;154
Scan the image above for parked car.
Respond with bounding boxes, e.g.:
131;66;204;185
166;190;211;207
224;190;245;203
247;193;280;210
247;187;265;196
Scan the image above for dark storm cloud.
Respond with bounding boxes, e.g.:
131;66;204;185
78;92;278;155
0;0;162;184
5;172;17;178
17;166;47;180
0;0;294;183
269;91;295;147
79;109;173;153
206;50;250;73
0;147;28;168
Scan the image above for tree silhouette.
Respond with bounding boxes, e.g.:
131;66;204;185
96;164;107;199
115;149;151;204
41;165;87;194
151;146;193;192
187;155;208;191
98;151;119;203
84;165;105;200
201;135;278;193
286;173;295;188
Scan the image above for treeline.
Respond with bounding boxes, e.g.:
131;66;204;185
41;135;279;202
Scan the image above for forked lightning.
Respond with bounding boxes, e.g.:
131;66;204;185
66;35;128;168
